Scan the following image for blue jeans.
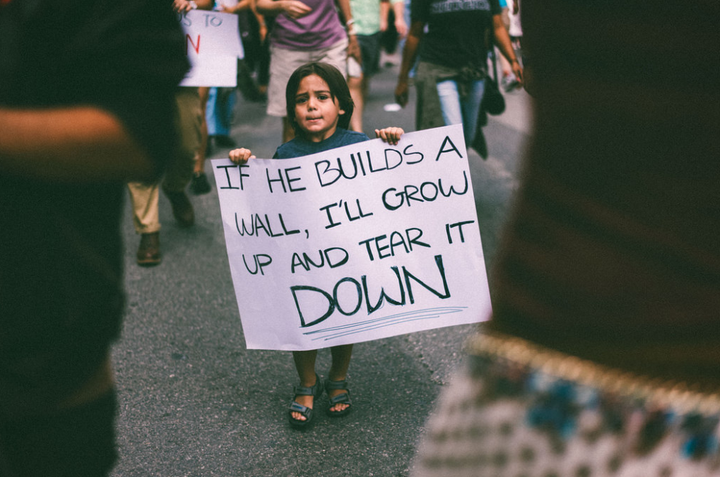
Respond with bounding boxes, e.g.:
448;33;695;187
206;87;237;137
436;79;485;146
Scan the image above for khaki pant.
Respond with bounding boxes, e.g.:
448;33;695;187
128;87;202;234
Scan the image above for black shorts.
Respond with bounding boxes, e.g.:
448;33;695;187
357;32;382;77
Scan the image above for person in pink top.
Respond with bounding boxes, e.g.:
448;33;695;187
254;0;361;142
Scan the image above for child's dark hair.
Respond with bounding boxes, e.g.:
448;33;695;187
285;62;354;136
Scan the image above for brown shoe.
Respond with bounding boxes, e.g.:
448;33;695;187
163;189;194;228
137;232;161;266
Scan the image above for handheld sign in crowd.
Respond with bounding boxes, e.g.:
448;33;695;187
179;10;244;87
212;125;492;351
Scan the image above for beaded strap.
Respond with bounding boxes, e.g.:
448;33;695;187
466;331;720;415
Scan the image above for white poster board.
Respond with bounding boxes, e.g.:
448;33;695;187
179;10;243;87
212;125;491;350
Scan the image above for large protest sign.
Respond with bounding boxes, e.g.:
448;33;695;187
179;10;243;87
212;125;491;350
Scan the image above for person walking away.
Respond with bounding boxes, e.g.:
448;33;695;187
394;0;521;150
128;0;213;266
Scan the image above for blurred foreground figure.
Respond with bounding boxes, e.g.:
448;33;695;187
412;1;720;476
0;2;187;476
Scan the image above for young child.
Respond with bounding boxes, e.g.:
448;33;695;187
228;62;403;428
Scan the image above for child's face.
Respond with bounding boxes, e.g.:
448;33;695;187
293;74;345;143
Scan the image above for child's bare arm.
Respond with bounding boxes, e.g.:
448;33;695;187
229;148;255;164
375;127;404;146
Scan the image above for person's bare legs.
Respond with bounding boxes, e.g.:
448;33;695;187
291;349;318;421
282;116;295;144
290;345;353;420
361;75;370;102
328;344;353;413
348;74;364;132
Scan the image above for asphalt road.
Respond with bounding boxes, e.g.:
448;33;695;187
111;56;531;477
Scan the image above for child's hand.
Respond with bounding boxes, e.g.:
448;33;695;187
375;127;404;146
229;148;255;165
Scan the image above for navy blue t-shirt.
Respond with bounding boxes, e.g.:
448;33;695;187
273;128;370;159
411;0;501;69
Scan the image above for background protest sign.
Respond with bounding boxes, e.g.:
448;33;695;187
179;10;243;87
212;125;491;350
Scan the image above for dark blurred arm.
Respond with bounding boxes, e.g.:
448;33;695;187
394;20;423;107
0;107;157;182
492;14;522;83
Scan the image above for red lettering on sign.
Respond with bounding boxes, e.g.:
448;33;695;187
186;34;201;55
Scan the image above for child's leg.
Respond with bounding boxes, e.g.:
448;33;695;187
328;344;353;412
328;344;353;380
291;350;318;421
292;350;318;386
